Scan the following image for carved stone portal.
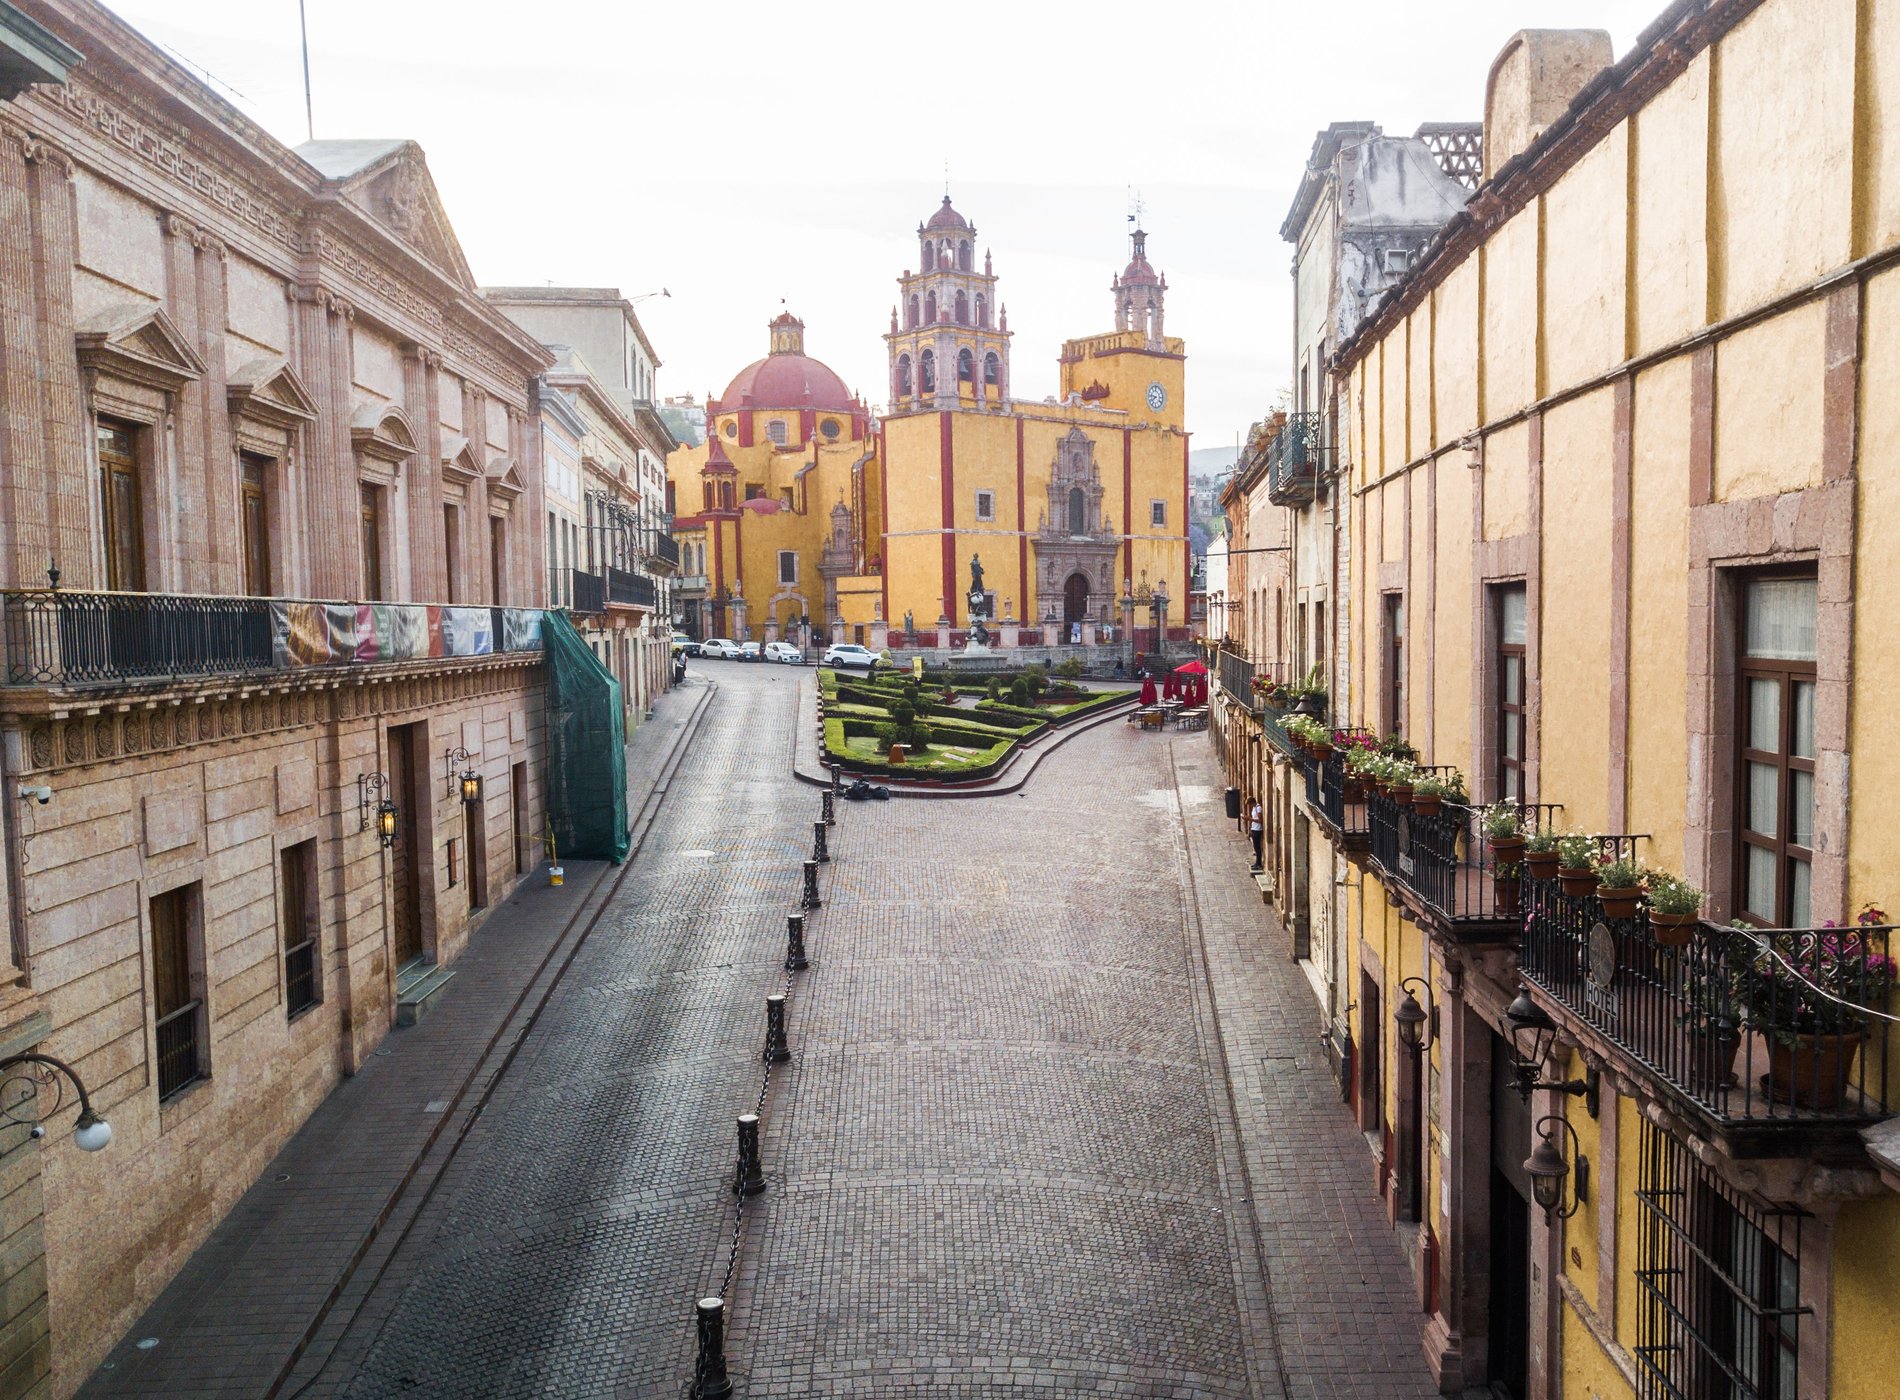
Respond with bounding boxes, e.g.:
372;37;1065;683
1031;429;1119;628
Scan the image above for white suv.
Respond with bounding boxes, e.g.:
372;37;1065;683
822;643;880;670
700;638;741;659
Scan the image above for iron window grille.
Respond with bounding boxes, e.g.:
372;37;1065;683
1635;1119;1806;1399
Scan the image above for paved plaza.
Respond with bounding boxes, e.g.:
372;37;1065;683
78;664;1438;1399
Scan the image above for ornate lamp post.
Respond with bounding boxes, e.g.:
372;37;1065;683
1;1053;111;1151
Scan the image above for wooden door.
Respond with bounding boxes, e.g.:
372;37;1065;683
240;453;272;595
387;725;423;966
490;517;506;606
98;421;144;590
512;761;529;876
361;486;383;600
467;795;488;912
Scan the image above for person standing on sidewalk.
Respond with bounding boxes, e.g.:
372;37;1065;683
1248;797;1264;871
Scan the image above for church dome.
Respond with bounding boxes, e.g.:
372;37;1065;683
925;196;969;230
718;312;855;413
1119;227;1162;286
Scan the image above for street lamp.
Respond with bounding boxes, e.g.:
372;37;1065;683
0;1052;111;1151
1524;1115;1588;1219
1503;985;1599;1114
1394;976;1436;1052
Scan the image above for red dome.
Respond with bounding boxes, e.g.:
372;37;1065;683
925;196;969;230
719;353;854;413
1120;253;1161;286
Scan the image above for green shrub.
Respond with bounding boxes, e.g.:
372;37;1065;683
1054;655;1085;679
1009;677;1031;706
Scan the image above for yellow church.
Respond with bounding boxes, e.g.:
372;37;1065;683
667;198;1190;655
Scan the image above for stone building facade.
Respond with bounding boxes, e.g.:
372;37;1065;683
0;2;555;1393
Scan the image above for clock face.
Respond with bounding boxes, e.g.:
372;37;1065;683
1146;381;1167;411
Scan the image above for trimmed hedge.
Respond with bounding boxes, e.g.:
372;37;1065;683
823;717;1013;782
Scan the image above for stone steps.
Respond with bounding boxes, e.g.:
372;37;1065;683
394;959;457;1027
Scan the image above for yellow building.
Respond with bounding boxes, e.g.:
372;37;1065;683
1221;3;1900;1397
669;201;1191;653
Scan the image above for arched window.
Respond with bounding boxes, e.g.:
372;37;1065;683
957;241;972;271
898;355;913;394
765;419;788;446
919;350;935;393
906;295;919;328
703;483;713;510
975;293;988;328
720;481;734;509
925;291;938;324
938;241;952;269
1068;487;1086;535
984;352;999;386
954;290;968;324
958;348;974;382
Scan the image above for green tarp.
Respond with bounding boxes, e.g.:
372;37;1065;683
543;612;629;863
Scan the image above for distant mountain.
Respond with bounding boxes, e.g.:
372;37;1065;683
1189;445;1237;479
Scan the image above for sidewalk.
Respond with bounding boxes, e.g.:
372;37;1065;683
76;679;716;1399
1168;733;1443;1400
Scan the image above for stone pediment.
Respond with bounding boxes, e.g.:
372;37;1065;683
487;456;526;499
351;401;419;464
440;434;482;485
75;303;207;393
298;140;475;289
227;358;318;430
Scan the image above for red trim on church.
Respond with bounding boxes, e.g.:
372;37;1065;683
878;421;890;626
1015;417;1027;621
940;412;956;626
1121;428;1133;586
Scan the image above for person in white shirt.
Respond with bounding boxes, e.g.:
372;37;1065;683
1248;798;1264;870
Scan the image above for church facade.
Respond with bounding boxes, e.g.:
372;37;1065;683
667;199;1191;654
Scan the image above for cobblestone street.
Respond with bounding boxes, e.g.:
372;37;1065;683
78;664;1438;1398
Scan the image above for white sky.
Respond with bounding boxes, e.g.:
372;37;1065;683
106;0;1667;451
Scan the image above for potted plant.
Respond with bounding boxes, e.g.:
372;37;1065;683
1387;760;1418;807
1411;775;1448;818
1493;860;1524;916
1646;874;1704;946
1595;855;1645;919
1343;747;1378;801
1556;834;1601;898
1682;941;1745;1093
1739;904;1897;1110
1524;829;1561;881
1483;803;1527;862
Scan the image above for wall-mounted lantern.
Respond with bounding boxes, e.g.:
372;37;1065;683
359;773;398;849
445;747;480;804
1525;1115;1588;1220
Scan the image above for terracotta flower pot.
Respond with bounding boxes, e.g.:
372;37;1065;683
1648;909;1701;947
1345;778;1369;802
1390;784;1414;807
1488;835;1527;862
1598;886;1641;919
1493;876;1523;916
1412;793;1442;818
1311;742;1333;761
1524;850;1561;880
1557;866;1599;898
1766;1030;1865;1110
1687;1023;1742;1093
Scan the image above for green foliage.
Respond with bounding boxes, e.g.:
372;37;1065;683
1053;655;1085;679
1597;856;1644;889
1022;663;1049;697
1646;873;1704;916
1482;803;1522;840
1525;829;1561;855
986;676;1003;700
1556;833;1600;870
1009;677;1031;706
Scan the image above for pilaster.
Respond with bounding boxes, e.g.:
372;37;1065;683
22;134;87;590
402;343;442;603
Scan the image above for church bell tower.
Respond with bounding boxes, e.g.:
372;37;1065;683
884;195;1013;414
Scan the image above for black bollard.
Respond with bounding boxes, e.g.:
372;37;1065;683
785;912;809;971
830;764;842;795
802;858;822;910
693;1296;734;1400
821;787;835;827
812;819;830;864
732;1113;765;1196
764;993;792;1064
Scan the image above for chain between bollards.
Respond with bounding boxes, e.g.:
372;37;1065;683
732;1112;765;1197
801;858;822;910
785;912;809;971
811;819;829;864
764;992;792;1064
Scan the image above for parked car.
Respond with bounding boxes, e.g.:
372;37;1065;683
764;641;802;663
822;643;881;670
700;638;741;659
739;642;762;662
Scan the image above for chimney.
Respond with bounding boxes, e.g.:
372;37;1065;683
1483;30;1614;180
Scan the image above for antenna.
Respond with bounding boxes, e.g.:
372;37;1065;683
944;160;950;199
298;0;314;141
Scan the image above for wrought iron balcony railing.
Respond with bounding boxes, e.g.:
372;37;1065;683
1367;790;1572;940
607;567;656;610
1;589;545;688
1216;649;1256;710
1521;889;1894;1143
646;532;681;573
1267;413;1325;506
571;569;607;615
1314;734;1377;848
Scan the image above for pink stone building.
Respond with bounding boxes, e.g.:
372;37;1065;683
0;2;556;1392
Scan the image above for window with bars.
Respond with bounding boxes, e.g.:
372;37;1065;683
281;840;319;1019
1496;585;1527;805
151;884;205;1100
975;489;994;522
765;419;788;445
778;550;798;585
1736;576;1816;928
1635;1119;1806;1399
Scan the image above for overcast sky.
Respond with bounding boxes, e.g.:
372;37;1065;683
107;0;1667;453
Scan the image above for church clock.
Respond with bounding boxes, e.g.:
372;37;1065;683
1146;381;1167;411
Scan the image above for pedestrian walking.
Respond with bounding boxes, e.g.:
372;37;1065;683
1248;797;1264;871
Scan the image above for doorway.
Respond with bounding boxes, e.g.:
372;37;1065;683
1063;572;1090;627
1488;1030;1533;1398
512;760;529;876
386;723;425;967
467;791;488;913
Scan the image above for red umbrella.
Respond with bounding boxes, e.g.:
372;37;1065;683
1139;675;1157;706
1173;659;1209;676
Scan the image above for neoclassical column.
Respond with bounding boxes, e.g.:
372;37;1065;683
20;132;87;588
0;124;47;587
401;343;442;603
293;288;348;599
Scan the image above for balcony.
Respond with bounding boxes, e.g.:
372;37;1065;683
571;569;606;615
1313;735;1375;854
1215;648;1257;710
1367;789;1572;942
675;574;709;596
606;567;656;611
1;589;544;690
1520;889;1894;1152
645;532;681;575
1266;412;1324;507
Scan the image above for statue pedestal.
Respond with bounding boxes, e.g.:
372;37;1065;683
870;620;888;652
1082;620;1098;647
1000;619;1020;649
961;640;992;656
936;616;952;650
